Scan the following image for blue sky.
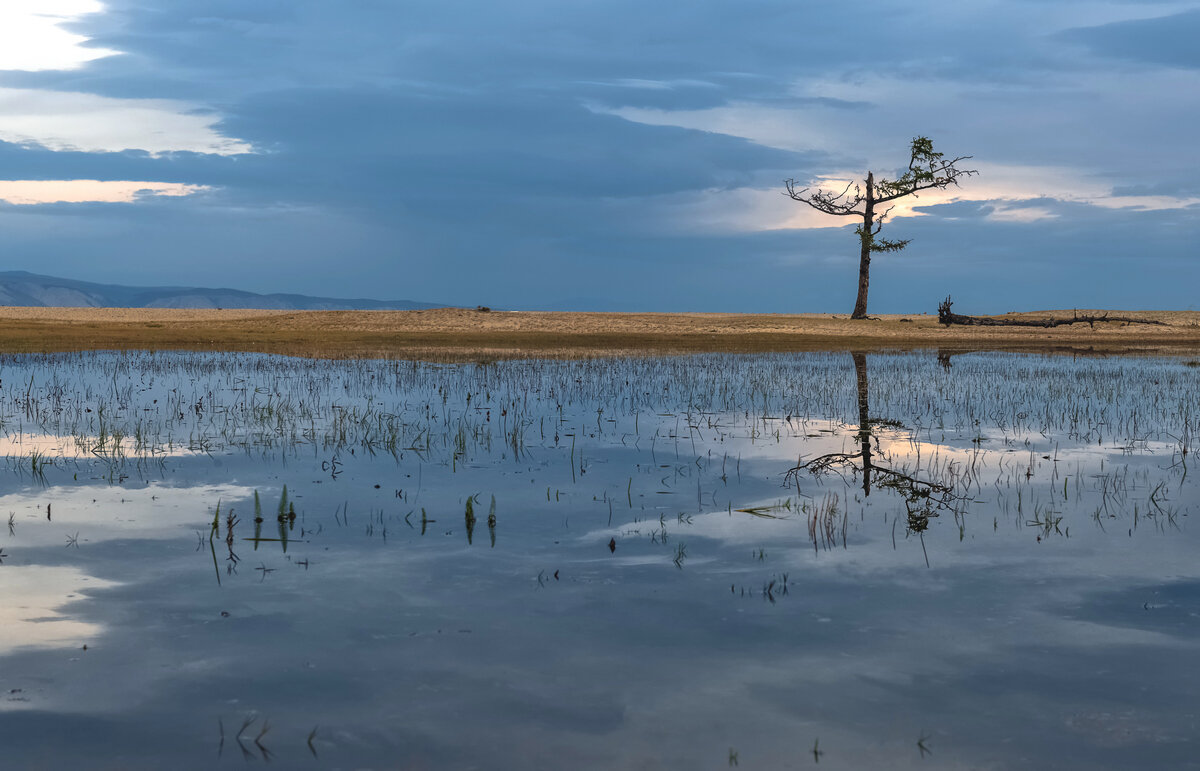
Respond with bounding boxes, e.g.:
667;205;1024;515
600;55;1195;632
0;1;1197;312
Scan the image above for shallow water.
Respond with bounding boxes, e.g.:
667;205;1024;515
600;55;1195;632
0;350;1198;769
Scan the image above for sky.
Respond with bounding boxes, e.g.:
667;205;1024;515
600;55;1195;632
0;1;1197;312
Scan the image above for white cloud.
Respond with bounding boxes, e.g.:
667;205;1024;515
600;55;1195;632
0;180;210;205
0;1;118;72
579;78;720;91
646;187;835;234
0;87;253;155
986;205;1059;223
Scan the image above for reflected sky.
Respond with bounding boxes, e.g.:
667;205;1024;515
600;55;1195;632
0;431;205;459
0;351;1197;768
0;565;116;656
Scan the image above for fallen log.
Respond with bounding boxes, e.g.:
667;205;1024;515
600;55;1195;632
937;297;1166;328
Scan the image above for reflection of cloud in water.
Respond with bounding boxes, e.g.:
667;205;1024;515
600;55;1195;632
0;566;117;658
712;419;1160;471
876;431;1179;465
597;508;803;550
0;432;204;460
0;481;255;662
715;420;853;462
2;483;256;548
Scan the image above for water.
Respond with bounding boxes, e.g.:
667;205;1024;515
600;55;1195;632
0;350;1197;769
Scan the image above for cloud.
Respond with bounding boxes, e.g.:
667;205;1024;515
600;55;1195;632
1061;9;1200;69
0;87;252;155
0;2;118;72
977;204;1058;224
205;87;808;209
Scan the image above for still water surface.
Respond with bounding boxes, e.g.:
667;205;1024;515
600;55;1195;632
0;350;1197;769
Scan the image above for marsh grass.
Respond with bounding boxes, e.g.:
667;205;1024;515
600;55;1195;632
0;349;1195;579
1;350;1196;486
465;496;477;544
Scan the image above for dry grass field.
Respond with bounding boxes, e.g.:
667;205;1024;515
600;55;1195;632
1;306;1198;359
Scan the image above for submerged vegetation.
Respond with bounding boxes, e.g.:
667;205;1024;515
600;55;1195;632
0;350;1196;472
0;349;1196;576
1;349;1196;556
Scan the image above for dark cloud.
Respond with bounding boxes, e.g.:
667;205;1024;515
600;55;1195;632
908;200;995;219
1111;179;1200;198
0;142;231;182
221;88;806;200
38;0;1054;107
1060;10;1200;69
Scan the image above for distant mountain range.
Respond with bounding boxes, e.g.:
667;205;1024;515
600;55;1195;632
0;271;445;310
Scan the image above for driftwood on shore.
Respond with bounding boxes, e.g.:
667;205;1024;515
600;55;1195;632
937;297;1166;328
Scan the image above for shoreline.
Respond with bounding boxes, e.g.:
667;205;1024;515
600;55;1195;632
0;307;1197;359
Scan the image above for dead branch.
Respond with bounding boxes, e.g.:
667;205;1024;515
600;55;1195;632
784;178;865;216
788;450;961;534
789;454;955;503
937;297;1166;329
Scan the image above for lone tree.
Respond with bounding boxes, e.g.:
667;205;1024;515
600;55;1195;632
786;137;976;319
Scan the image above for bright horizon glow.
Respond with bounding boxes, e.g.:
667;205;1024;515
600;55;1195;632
0;180;210;205
768;162;1200;229
656;159;1200;237
0;1;118;72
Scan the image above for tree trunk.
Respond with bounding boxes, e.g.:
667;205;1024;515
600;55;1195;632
853;352;872;497
850;171;874;319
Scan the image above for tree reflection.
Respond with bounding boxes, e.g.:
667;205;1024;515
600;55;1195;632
787;353;959;534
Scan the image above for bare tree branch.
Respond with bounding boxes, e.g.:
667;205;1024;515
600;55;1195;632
784;178;865;216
